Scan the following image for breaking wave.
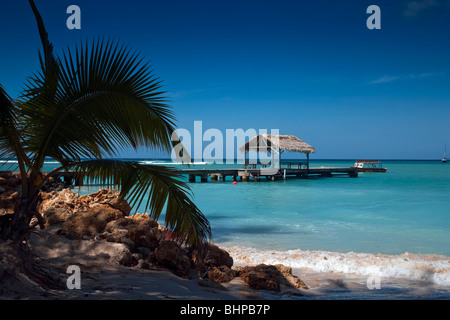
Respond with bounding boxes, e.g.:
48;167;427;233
223;246;450;287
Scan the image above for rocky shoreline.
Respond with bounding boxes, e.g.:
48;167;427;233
0;172;308;299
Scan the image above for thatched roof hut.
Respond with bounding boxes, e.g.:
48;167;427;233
239;134;316;170
239;134;316;154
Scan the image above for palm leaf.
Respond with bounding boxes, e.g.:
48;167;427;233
0;85;18;159
19;39;176;169
0;85;31;175
28;0;58;80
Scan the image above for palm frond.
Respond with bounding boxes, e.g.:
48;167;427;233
28;0;58;78
19;39;176;169
0;85;31;169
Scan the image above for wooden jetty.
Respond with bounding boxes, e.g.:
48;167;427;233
49;134;358;185
45;133;358;186
46;165;357;187
46;165;357;186
178;166;358;183
44;134;360;185
172;134;356;182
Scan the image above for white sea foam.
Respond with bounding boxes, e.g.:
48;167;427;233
223;246;450;287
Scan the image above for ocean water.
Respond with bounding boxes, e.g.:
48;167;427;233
2;159;450;293
195;160;450;255
166;159;450;292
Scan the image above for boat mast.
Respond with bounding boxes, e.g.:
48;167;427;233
443;144;447;162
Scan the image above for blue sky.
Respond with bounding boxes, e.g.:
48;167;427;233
1;0;449;159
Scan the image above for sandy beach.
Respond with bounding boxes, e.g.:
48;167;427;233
7;229;297;300
2;227;447;302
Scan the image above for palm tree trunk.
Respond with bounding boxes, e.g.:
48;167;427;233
2;174;41;243
0;201;33;246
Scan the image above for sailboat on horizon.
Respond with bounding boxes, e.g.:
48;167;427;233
443;145;447;163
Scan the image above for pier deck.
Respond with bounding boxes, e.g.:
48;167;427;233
46;166;357;186
177;167;358;182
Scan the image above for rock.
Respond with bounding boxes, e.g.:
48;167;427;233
239;264;308;292
38;189;132;227
135;259;147;269
0;173;21;215
154;240;192;276
191;243;233;273
207;266;236;283
97;228;129;243
104;217;131;231
132;253;143;261
61;204;126;238
120;237;135;251
0;191;19;215
124;215;162;249
38;189;84;227
102;215;162;250
39;191;58;201
231;265;244;275
114;247;134;266
136;246;152;258
41;206;72;226
272;264;308;289
38;189;83;225
0;172;21;188
144;252;156;267
84;189;131;215
240;265;281;291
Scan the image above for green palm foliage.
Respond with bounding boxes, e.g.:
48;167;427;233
0;0;210;247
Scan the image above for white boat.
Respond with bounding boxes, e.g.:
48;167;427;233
443;145;447;163
351;160;387;172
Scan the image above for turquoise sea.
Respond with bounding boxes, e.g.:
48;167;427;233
2;159;450;293
127;159;450;255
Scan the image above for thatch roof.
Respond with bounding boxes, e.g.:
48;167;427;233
239;134;316;154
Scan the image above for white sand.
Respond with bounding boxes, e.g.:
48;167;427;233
3;228;448;300
18;229;266;300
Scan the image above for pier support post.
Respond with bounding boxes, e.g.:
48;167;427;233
201;175;208;183
189;175;196;183
349;171;358;178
